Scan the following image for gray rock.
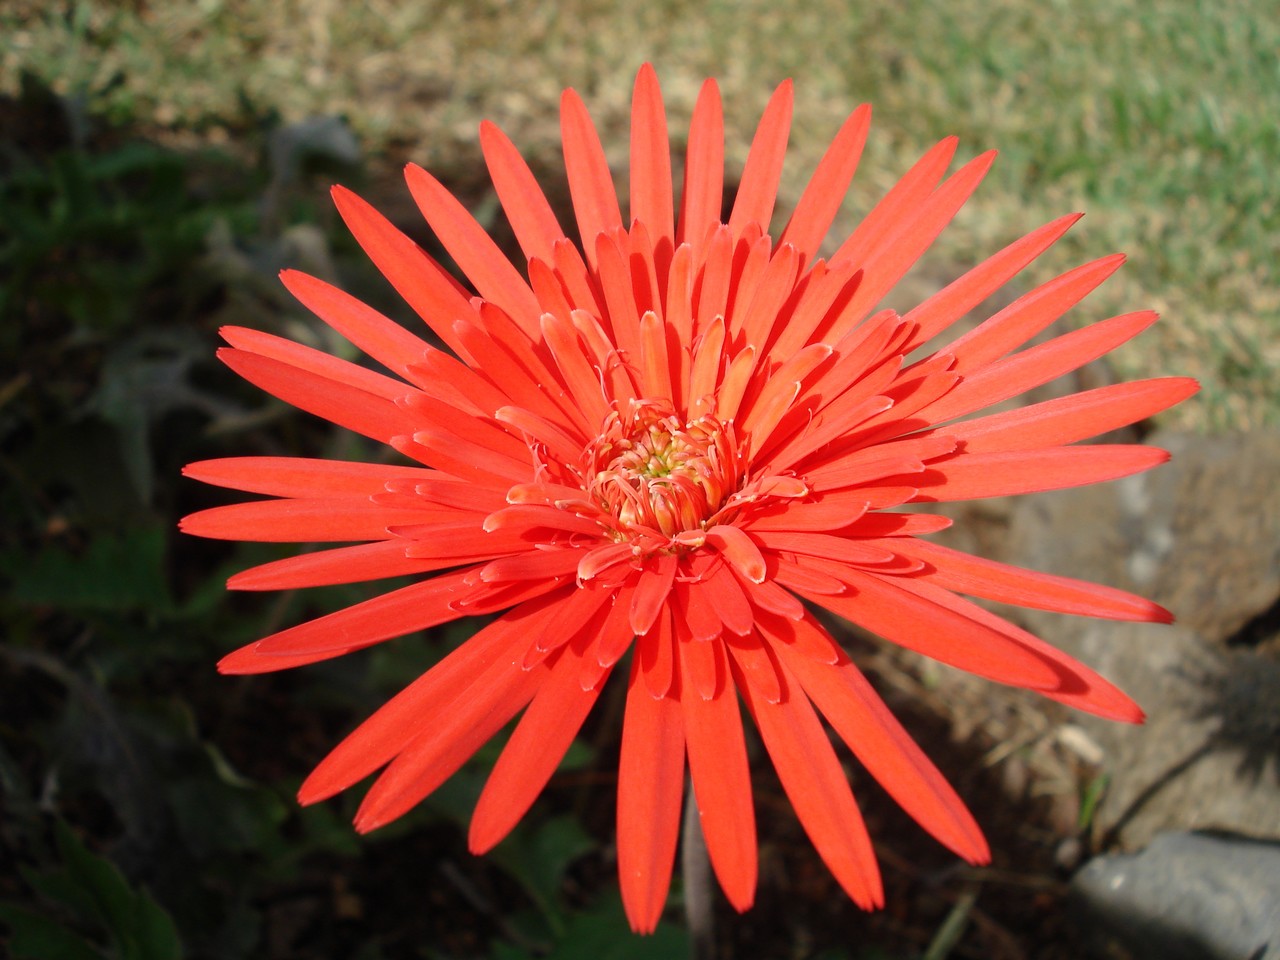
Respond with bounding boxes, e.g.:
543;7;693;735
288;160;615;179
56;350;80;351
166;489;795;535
998;430;1280;847
1071;831;1280;960
1008;430;1280;647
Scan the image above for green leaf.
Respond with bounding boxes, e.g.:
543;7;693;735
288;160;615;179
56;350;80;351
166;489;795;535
488;815;595;924
6;525;170;613
0;903;103;960
33;821;184;960
542;896;688;960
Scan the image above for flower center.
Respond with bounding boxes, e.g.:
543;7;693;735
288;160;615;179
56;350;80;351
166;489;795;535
586;400;744;539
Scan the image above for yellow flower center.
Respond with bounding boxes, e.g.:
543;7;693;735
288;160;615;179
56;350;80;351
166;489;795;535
587;400;744;539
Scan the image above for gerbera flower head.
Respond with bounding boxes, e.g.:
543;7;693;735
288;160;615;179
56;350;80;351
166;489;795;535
182;64;1196;932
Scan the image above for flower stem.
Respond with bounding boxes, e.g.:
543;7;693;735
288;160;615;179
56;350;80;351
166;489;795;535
682;779;715;960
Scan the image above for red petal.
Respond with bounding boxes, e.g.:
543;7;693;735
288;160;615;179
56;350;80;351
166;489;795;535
183;457;436;498
297;590;570;804
728;80;793;240
930;377;1199;453
331;185;474;359
734;243;802;352
222;569;558;673
405;163;542;336
893;578;1144;722
679;632;756;911
479;120;566;264
751;531;897;566
923;310;1161;424
479;547;587;584
631;553;677;636
672;575;724;644
594;228;646;360
743;494;870;533
227;540;448;591
945;254;1125;372
724;631;782;704
705;524;767;583
768;617;989;863
830;151;996;338
910;445;1169;501
354;660;545;832
469;637;610;852
885;537;1173;621
617;656;685;933
181;497;442;543
279;270;433;385
677;79;724;256
629;64;675;260
219;348;417;444
539;311;614;428
561;87;623;263
778;104;871;264
845;512;953;537
797;565;1064;689
640;607;677;699
901;213;1081;350
735;655;883;909
832;137;957;268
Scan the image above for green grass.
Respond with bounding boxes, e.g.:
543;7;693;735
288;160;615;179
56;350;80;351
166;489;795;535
6;0;1277;429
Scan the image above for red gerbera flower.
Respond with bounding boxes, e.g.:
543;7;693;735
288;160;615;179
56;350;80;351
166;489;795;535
182;64;1195;931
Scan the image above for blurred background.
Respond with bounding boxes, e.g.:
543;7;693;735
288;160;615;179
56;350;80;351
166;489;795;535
2;2;1277;958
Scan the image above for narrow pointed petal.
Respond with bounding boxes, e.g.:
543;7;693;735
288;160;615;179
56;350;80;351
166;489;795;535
331;185;474;359
217;323;408;405
680;632;756;911
901;213;1081;350
921;310;1161;425
704;524;767;583
562;87;623;262
797;565;1065;689
470;638;610;852
228;540;447;591
540;311;613;428
743;493;870;533
638;309;674;402
832;136;957;268
932;377;1199;453
768;617;989;862
405;163;542;335
910;445;1169;502
678;79;724;253
297;589;571;804
618;655;684;933
631;553;677;636
183;457;436;498
280;270;433;383
945;254;1126;372
893;578;1145;722
180;498;441;543
779;103;871;263
630;64;675;258
724;631;783;704
355;659;545;832
728;80;793;239
884;538;1172;622
830;150;997;336
480;119;566;264
673;575;725;645
735;656;884;909
218;348;417;445
219;570;481;671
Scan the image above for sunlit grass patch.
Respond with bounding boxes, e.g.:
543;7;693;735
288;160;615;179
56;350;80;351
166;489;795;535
5;0;1275;428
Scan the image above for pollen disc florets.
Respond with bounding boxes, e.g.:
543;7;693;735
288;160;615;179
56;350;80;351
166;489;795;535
587;399;744;540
